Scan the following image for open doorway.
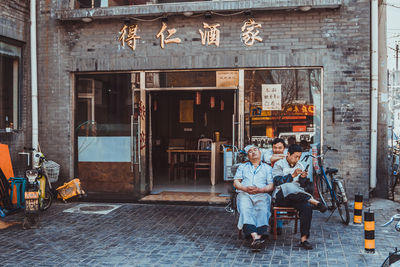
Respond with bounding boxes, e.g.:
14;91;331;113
149;89;234;196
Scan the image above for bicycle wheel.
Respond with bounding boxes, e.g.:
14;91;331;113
381;249;400;267
39;182;53;211
316;175;332;209
333;180;350;225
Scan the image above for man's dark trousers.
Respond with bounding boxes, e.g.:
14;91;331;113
275;190;313;238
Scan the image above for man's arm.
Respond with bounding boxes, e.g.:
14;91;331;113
258;183;274;193
272;160;294;186
273;174;293;186
233;179;247;192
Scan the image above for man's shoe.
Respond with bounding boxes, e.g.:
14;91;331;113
317;202;327;213
250;239;265;252
300;240;313;250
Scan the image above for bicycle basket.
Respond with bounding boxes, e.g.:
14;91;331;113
43;160;60;183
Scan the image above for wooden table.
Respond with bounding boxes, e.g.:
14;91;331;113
167;149;211;183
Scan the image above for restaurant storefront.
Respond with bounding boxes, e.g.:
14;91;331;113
74;67;322;199
28;0;385;200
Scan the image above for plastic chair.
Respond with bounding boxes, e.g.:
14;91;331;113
8;177;26;209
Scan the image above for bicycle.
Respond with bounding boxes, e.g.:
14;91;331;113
303;146;350;225
381;214;400;266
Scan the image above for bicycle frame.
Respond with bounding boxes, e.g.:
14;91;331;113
304;148;340;204
319;166;339;203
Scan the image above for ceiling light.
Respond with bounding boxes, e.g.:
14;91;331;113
299;6;312;12
82;17;93;23
183;11;193;17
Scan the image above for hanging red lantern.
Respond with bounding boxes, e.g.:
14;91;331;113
220;100;224;111
210;96;215;108
195;91;201;105
153;100;158;111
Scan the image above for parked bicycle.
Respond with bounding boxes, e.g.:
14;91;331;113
381;214;400;266
303;146;350;225
223;144;246;214
390;140;400;200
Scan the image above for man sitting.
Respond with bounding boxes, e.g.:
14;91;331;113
262;137;287;166
234;144;274;251
272;144;327;250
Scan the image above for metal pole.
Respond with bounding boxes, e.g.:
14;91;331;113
31;0;39;152
396;44;399;72
370;0;378;189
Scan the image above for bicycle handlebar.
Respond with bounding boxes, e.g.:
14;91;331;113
382;214;400;227
302;146;338;162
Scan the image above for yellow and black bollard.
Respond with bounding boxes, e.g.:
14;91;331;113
364;210;375;253
353;194;363;224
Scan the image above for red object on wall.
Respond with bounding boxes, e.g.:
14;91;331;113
293;125;306;132
210;96;215;108
195;92;201;105
220;100;224;111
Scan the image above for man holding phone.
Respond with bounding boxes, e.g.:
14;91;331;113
272;144;327;250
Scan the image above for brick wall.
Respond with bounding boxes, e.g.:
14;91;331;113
0;0;31;177
37;0;372;198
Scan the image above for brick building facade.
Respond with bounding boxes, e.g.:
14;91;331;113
1;0;389;200
0;0;32;176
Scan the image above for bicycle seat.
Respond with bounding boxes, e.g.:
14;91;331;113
325;168;338;175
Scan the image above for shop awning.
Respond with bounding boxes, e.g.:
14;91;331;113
55;0;342;21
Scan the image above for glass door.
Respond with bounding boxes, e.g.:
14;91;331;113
75;73;143;196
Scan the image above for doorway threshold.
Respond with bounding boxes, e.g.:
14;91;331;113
139;191;229;205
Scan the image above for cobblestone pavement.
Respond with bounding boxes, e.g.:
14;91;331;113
1;198;399;267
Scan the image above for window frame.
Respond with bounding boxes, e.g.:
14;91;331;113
0;40;22;131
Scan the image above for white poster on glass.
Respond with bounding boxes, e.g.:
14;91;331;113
262;84;281;110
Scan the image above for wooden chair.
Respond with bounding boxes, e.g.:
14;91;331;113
193;138;212;182
272;206;299;240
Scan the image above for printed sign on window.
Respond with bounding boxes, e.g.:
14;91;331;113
262;84;281;110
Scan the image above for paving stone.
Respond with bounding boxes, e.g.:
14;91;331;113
0;201;399;266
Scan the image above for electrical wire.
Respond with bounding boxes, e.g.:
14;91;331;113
383;3;400;8
128;9;250;22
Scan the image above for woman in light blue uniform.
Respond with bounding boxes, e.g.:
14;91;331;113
234;145;274;251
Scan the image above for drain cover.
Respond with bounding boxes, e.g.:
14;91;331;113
63;204;122;215
79;205;114;212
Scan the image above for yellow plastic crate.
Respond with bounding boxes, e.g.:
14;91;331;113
56;179;85;201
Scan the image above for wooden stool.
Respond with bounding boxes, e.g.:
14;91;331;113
272;206;299;240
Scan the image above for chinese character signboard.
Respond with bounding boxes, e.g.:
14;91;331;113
241;19;262;46
199;23;221;47
156;22;182;49
216;71;239;87
262;84;281;110
117;18;263;52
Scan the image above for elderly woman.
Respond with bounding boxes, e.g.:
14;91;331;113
233;145;274;251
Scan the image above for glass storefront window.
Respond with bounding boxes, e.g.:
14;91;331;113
0;41;20;130
244;68;321;149
76;74;132;136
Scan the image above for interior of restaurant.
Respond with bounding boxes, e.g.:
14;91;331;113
150;89;234;194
